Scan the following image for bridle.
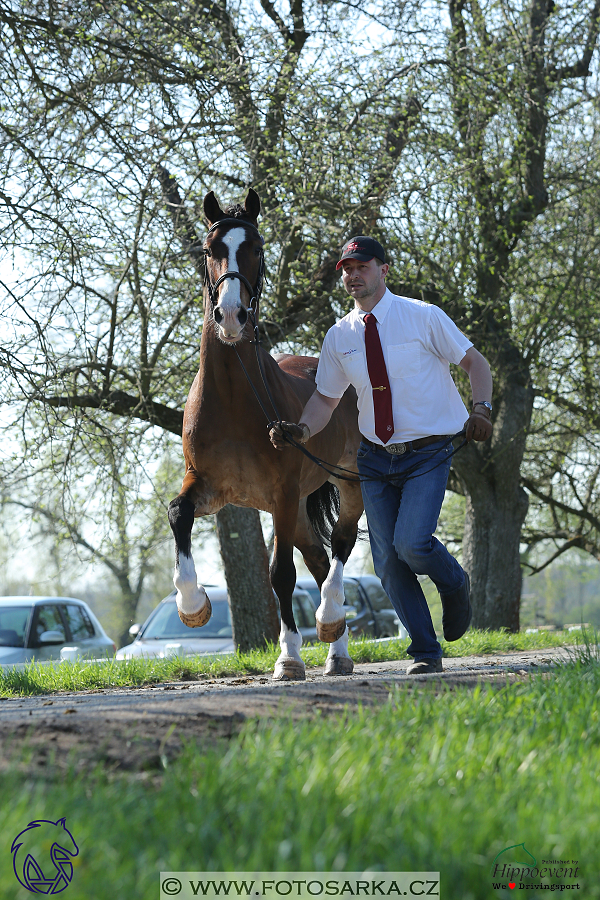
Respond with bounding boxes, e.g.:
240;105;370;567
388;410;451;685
203;217;265;325
202;217;467;487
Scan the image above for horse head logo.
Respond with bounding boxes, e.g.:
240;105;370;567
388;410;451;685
11;818;79;894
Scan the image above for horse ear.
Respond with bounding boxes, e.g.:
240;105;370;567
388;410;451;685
57;818;66;828
204;191;226;225
244;188;261;222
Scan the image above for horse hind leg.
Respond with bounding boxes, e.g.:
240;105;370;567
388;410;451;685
315;479;363;676
168;493;212;627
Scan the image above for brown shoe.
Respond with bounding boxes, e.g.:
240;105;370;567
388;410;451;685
440;572;472;642
407;658;443;675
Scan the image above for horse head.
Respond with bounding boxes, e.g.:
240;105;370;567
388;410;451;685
203;189;264;344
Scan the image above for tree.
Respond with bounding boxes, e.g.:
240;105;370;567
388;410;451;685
0;422;186;645
370;0;600;629
1;0;600;637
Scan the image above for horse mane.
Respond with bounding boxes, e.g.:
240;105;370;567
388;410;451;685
224;203;256;223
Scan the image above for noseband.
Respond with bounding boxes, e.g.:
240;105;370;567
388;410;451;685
203;217;265;319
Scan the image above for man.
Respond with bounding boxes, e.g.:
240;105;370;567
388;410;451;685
270;236;493;674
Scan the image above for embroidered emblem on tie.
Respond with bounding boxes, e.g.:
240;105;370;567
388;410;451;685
363;313;394;444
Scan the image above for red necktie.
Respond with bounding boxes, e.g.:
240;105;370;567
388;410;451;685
364;313;394;443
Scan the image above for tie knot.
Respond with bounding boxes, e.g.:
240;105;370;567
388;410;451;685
364;313;376;326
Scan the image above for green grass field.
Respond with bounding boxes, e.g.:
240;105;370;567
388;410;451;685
0;628;582;697
1;642;599;899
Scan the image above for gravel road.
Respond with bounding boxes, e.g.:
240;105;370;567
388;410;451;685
0;647;572;774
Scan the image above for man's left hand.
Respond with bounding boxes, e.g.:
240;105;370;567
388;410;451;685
464;410;493;442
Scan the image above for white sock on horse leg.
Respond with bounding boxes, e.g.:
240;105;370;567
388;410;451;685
174;553;209;615
327;627;351;661
278;620;303;662
317;558;345;624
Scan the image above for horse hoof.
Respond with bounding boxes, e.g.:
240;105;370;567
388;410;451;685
177;597;212;628
323;656;354;676
273;659;306;681
316;618;346;643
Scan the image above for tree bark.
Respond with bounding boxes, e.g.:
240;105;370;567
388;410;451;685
453;352;534;630
215;505;280;652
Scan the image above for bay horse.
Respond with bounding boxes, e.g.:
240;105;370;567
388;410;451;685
168;188;364;680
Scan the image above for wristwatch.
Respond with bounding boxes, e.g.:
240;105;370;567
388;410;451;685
473;401;492;413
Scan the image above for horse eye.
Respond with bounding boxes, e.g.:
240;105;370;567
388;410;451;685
254;248;261;257
204;247;211;257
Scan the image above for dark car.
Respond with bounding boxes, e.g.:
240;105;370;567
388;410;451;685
295;574;405;639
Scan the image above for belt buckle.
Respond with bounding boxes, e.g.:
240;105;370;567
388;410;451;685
386;442;406;455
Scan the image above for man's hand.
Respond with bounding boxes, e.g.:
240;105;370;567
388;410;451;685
269;421;310;450
464;409;493;442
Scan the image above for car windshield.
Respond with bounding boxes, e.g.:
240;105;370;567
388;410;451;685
0;606;32;647
142;600;232;640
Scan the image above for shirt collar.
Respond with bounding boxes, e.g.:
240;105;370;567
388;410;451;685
356;288;392;324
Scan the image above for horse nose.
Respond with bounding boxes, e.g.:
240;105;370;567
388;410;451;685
237;306;248;326
214;306;224;324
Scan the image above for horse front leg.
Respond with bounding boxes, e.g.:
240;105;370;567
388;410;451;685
168;488;211;628
272;492;305;682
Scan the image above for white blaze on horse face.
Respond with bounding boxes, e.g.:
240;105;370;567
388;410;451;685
174;552;209;616
215;227;246;340
316;557;346;625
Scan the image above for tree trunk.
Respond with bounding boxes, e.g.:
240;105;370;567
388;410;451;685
461;482;529;631
116;576;143;649
453;354;534;631
215;505;280;652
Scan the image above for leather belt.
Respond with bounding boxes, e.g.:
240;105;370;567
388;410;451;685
361;435;450;455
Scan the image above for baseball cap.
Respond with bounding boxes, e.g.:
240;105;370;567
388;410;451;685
336;236;386;270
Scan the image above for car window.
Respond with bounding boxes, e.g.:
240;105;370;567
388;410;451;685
63;604;95;640
299;584;320;608
293;592;317;627
297;593;316;626
363;581;393;611
31;605;66;646
143;600;232;639
343;581;363;612
0;606;32;648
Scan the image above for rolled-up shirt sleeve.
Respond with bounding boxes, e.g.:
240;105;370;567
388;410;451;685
427;306;473;364
316;331;351;398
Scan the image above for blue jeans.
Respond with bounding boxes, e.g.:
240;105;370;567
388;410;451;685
357;439;465;661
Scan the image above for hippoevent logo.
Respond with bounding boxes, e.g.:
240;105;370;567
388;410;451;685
11;818;79;894
490;843;581;896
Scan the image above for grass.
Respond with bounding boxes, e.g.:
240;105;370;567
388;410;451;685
1;650;599;899
0;628;583;697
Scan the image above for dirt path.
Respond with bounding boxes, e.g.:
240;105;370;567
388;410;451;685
0;648;571;774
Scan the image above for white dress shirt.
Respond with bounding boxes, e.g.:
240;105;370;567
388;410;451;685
315;288;472;443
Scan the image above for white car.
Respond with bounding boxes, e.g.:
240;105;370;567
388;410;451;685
0;596;116;665
116;585;319;659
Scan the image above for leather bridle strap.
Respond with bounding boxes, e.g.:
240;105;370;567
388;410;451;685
205;217;262;239
203;217;265;311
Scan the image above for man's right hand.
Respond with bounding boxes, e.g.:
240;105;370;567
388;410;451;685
269;422;309;450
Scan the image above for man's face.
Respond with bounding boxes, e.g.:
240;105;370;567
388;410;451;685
341;257;389;305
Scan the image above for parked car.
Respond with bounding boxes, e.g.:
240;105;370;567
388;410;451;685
116;584;319;660
0;596;116;665
295;574;406;639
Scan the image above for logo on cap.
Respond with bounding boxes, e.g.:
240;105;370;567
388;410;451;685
346;242;360;252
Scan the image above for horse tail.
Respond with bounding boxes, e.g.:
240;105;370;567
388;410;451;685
306;481;340;548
